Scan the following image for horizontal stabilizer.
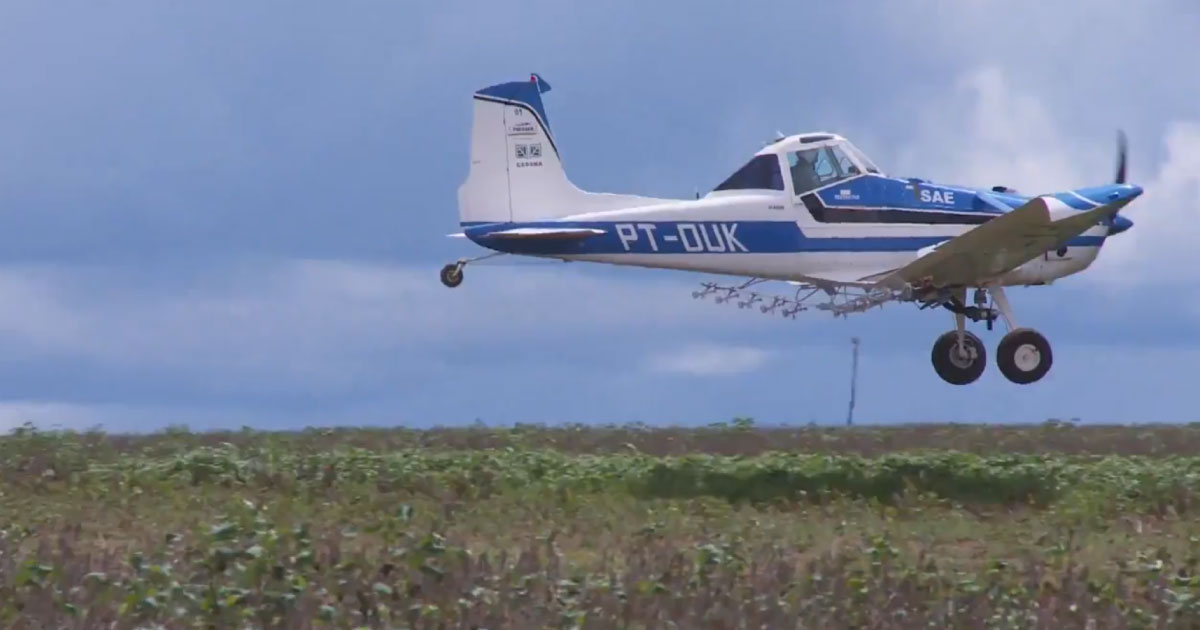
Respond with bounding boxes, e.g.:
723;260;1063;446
484;227;606;240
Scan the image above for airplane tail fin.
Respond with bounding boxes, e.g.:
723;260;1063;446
456;74;672;226
456;74;580;225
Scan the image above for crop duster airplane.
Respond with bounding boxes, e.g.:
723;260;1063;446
442;73;1142;386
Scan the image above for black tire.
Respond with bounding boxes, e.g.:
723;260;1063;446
931;330;987;385
996;328;1052;384
440;264;463;288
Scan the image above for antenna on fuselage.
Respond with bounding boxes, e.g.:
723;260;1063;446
760;131;787;150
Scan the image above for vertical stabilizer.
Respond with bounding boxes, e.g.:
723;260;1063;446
457;74;574;224
456;74;672;226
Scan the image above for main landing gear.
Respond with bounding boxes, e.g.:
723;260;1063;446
931;329;987;385
930;286;1053;385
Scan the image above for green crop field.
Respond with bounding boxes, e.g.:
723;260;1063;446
5;420;1200;629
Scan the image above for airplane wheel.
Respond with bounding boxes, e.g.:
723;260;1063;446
440;263;463;288
996;328;1052;384
931;330;986;385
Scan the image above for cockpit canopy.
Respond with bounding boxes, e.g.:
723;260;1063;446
712;134;881;196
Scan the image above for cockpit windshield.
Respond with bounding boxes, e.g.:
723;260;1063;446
788;143;862;195
714;138;881;196
785;140;882;194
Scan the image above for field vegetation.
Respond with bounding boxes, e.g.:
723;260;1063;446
4;420;1200;628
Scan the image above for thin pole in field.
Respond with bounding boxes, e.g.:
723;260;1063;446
847;337;860;426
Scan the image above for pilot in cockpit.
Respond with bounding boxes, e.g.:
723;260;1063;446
789;150;821;193
789;142;869;194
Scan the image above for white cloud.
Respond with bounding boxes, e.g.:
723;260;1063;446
886;65;1200;293
645;343;773;376
1090;122;1200;286
892;66;1093;194
862;1;1200;295
0;258;796;391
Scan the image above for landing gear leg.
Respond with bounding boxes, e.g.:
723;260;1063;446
439;252;504;288
931;288;987;385
989;285;1053;384
989;284;1017;332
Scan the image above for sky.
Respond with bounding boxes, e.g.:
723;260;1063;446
0;0;1198;432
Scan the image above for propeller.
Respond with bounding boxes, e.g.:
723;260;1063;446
1115;130;1128;184
1107;130;1136;235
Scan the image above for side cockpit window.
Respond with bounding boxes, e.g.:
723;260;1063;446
841;142;880;174
788;145;860;195
713;154;785;191
832;145;861;177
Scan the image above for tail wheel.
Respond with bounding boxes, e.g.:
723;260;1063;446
996;328;1052;384
440;263;464;288
931;330;987;385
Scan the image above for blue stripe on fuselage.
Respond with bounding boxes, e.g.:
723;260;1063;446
461;220;1105;256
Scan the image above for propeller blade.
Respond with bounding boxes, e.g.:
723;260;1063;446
1115;130;1128;184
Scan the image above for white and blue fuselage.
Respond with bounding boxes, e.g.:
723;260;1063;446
455;75;1136;290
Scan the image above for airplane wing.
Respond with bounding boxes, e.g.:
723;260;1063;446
872;195;1135;290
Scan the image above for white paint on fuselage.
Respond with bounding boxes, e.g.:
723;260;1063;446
472;129;1115;288
556;243;1105;287
542;192;1112;287
996;238;1105;286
